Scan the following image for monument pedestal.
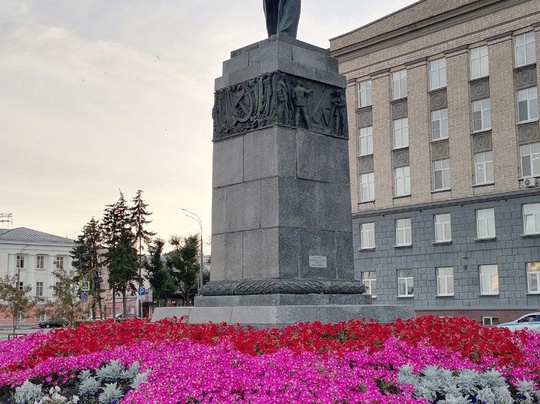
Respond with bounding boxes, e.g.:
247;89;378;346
152;35;414;327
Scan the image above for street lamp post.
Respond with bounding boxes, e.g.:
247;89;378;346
181;208;204;296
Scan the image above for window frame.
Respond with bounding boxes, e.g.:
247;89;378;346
16;254;25;270
360;222;375;250
393;117;409;149
358;80;372;108
36;282;44;297
397;269;414;297
476;208;496;239
520;142;540;178
515;31;536;68
474;151;494;185
479;264;499;295
517;87;539;123
36;255;45;270
523;203;540;235
431;108;449;141
429;58;447;90
359;172;375;202
394;166;411;197
470;46;489;79
358;126;373;156
437;267;454;296
527;262;540;294
392;69;407;100
433;159;451;191
55;256;64;270
395;218;412;247
434;213;452;243
362;271;377;297
472;98;491;132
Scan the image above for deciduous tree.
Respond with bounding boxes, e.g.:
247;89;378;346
167;235;200;306
0;275;41;335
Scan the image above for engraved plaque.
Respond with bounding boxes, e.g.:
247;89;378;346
309;255;328;268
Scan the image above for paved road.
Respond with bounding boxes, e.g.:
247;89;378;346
0;327;51;341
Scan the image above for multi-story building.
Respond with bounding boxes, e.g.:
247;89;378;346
0;227;75;325
330;0;540;324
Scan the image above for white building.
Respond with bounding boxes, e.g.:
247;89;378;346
0;227;75;325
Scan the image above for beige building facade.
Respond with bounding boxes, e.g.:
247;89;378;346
331;0;540;323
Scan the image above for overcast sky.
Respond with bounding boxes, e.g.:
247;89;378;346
0;0;418;249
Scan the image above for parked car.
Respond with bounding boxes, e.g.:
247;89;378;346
497;313;540;332
114;313;136;320
38;319;68;328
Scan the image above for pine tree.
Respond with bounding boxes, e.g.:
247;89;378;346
129;190;155;316
71;217;103;319
102;192;138;317
144;239;176;307
167;235;200;306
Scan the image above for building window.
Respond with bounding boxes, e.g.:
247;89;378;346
433;159;450;190
398;269;414;297
515;31;536;68
437;267;454;296
474;151;494;185
429;58;447;90
359;173;375;202
16;255;25;269
527;262;540;293
36;255;45;270
393;118;409;149
431;109;448;141
18;281;24;291
476;208;496;239
362;271;377;297
523;203;540;235
55;256;64;270
394;166;411;197
517;87;539;123
358;126;373;156
396;218;412;246
360;223;375;249
358;80;372;108
480;264;499;295
472;98;491;132
17;312;25;322
392;69;407;100
470;46;489;79
39;313;47;322
36;282;44;297
520;143;540;178
482;317;499;326
434;213;452;242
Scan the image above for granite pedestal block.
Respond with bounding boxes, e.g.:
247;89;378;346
151;36;416;327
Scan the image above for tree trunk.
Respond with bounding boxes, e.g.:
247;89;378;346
122;290;127;315
112;287;116;319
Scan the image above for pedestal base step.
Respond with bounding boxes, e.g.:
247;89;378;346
151;304;415;328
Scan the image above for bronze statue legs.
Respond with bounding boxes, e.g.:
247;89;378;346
263;0;301;38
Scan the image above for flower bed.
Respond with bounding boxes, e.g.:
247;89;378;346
0;316;539;403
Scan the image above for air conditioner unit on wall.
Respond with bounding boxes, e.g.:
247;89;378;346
523;176;537;188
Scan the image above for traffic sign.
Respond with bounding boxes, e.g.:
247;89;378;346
138;287;146;296
81;281;90;292
81;292;88;300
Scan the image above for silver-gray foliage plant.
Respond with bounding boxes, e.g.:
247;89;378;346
14;380;44;404
78;375;101;396
398;365;533;403
98;383;123;404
